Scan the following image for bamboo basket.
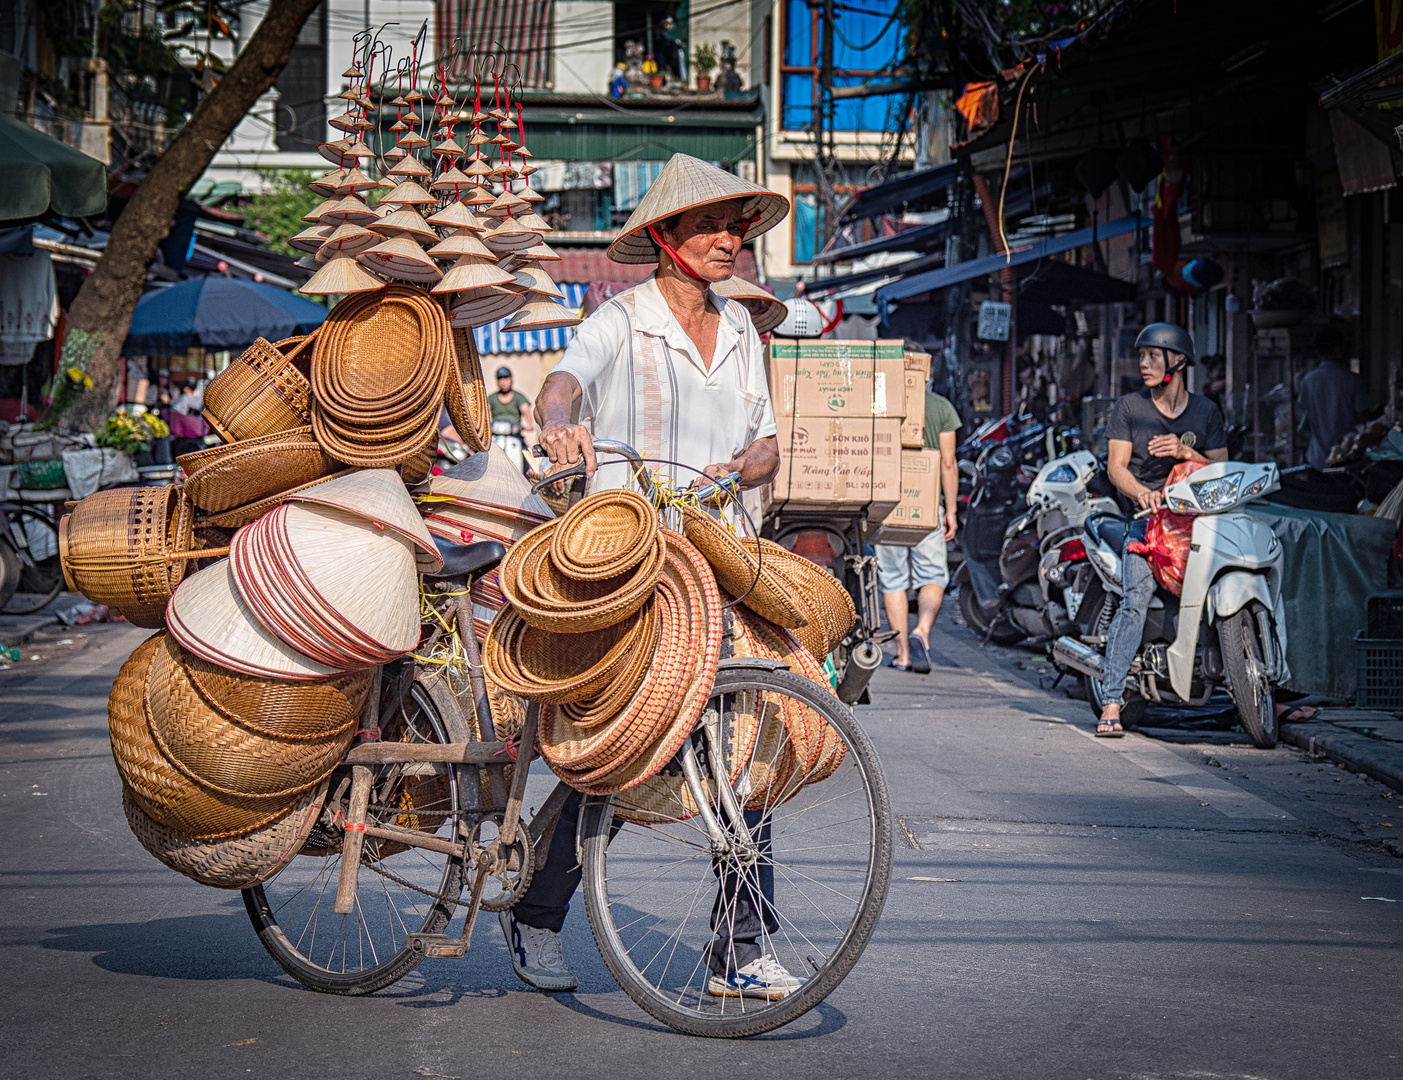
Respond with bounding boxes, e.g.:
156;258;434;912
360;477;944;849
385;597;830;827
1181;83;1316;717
201;335;316;443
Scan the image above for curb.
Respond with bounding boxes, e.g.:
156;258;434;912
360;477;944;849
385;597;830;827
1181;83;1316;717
1280;722;1403;794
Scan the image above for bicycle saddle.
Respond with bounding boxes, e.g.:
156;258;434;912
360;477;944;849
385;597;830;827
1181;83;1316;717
425;539;506;580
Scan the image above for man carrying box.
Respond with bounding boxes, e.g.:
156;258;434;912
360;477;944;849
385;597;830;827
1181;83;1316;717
874;388;961;673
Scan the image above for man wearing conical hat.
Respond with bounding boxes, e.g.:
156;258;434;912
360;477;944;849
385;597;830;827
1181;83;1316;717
505;153;805;1000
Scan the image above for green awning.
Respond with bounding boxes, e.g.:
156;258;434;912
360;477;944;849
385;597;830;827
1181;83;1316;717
0;112;108;222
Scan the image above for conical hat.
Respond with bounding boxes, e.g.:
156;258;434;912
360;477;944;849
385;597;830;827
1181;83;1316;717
368;207;438;243
449;287;527;328
432;255;517;293
481;216;540;253
426;201;481;231
288;224;333;253
356;236;444;282
299;255;385;295
415;444;555;520
608;153;789;264
711;276;788;335
387;156;432;178
426;229;495;260
502;298;581;333
510;264;565;300
317;222;380;257
379;180;436;205
516;240;561;261
285;468;443;572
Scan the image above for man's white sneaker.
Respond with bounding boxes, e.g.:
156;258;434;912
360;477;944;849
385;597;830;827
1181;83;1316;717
498;910;578;991
706;955;807;999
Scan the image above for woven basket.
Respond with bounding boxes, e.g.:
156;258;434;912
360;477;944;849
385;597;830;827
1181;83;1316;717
181;650;371;739
178;428;341;513
200;468;358;530
145;634;354;800
743;539;856;659
556;609;658;728
444;327;491;452
681;506;808;629
121;779;327;890
399;438;435;485
550;489;658;581
483;596;657;705
312;401;440;469
108;635;310;839
60;485;193;628
202;335;315;443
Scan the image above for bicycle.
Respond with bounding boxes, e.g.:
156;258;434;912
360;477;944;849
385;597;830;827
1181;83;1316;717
1;502;64;615
241;441;894;1038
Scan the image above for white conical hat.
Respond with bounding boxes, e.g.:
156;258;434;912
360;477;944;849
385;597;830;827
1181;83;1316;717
416;444;554;520
431;256;517;293
510;264;565;300
449;287;527;328
607;153;789;264
285;468;443;572
356;236;444;283
711;276;788;335
299;254;385;295
426;229;496;260
502;298;581;333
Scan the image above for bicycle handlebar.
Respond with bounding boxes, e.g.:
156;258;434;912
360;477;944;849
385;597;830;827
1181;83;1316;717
528;439;740;505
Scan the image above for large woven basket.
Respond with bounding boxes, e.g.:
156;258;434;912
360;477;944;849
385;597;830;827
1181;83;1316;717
121;779;327;890
60;485;193;628
550;489;658;581
200;469;358;530
743;538;856;659
177;427;342;513
444;326;491;452
681;506;808;629
202;334;315;443
107;635;314;839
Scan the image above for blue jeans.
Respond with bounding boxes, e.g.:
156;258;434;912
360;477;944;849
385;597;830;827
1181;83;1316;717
1098;541;1156;708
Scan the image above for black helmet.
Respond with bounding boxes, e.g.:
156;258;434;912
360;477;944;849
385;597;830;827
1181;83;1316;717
1134;322;1195;364
495;366;512;379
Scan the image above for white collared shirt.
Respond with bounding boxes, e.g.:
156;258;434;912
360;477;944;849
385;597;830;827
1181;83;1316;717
554;275;777;498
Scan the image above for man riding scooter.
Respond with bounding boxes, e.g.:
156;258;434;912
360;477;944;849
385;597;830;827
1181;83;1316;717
1096;323;1228;736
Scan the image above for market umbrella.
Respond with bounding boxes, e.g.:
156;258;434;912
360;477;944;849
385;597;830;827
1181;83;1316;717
124;277;329;354
0;112;108;222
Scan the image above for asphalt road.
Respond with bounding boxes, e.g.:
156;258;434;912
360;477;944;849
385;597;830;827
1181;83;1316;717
2;613;1401;1080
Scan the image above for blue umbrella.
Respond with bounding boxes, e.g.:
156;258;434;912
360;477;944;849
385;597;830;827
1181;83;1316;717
124;277;328;354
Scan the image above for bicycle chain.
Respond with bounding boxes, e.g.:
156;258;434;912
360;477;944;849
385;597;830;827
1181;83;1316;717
362;855;480;908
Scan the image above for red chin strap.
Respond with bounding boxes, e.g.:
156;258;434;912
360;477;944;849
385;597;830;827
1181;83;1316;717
646;213;763;283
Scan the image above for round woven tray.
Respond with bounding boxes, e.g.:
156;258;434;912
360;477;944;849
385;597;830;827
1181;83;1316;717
311;401;441;469
178;428;341;514
680;506;809;629
483;595;657;705
202;335;315;443
108;635;312;839
550;489;658;581
181;650;371;740
61;485;193;628
145;634;354;800
121;779;327;890
444;326;491;453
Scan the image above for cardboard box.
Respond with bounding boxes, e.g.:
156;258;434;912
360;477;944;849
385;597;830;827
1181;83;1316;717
767;339;905;419
870;449;941;546
768;416;902;512
903;350;932;381
900;369;926;448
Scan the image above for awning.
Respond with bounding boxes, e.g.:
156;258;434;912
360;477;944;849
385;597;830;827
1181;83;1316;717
804;250;943;298
875;214;1142;304
838;162;963;226
124;277;327;354
0;113;108;223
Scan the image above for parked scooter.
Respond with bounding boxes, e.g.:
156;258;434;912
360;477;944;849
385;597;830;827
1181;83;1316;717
1050;460;1287;748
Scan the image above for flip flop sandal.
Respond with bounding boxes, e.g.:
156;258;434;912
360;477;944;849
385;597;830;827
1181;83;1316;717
1095;721;1125;738
1277;705;1317;722
907;634;931;674
887;657;911;671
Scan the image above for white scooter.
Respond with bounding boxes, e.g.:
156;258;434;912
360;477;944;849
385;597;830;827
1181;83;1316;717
1050;460;1289;748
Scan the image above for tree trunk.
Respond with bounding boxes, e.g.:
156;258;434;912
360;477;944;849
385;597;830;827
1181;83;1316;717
61;0;323;434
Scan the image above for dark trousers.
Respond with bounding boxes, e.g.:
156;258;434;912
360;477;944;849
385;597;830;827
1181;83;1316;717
513;791;778;977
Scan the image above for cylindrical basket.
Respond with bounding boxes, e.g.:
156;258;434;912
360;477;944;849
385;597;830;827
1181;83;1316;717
202;334;316;443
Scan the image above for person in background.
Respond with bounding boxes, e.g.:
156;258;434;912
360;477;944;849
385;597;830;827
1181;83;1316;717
491;366;534;444
1297;326;1368;472
874;387;961;674
172;378;202;415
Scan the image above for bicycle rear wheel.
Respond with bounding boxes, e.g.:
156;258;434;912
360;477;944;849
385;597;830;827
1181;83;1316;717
2;507;62;615
580;664;893;1038
243;677;472;995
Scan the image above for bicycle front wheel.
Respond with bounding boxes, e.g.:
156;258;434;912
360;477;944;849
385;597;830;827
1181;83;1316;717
2;507;62;615
580;664;893;1038
243;677;472;995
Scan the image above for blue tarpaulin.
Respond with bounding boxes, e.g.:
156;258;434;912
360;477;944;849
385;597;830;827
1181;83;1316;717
124;277;327;354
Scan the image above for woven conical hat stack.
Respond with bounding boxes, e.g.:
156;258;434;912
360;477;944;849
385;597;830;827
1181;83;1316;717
414;445;554;548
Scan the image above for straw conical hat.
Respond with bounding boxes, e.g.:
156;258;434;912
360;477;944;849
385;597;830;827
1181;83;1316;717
481;216;541;253
514;184;544;202
430;167;473;192
288;225;333;253
317;222;380;257
510;264;565;300
295;254;318;270
302;198;338;223
502;298;581;333
168;560;345;680
712;276;788;335
463;186;497;207
380;180;436;205
485;191;528;217
299;254;385;295
431;256;518;293
286;468;442;572
426;230;497;260
368;207;439;243
449;287;527;327
356;236;444;282
329;168;380;194
427;203;486;233
309;169;348;196
516;240;561;261
382;146;407;163
514;211;552;234
397;132;429;150
416;445;554;520
608;153;790;264
388;156;432;178
317;195;378;226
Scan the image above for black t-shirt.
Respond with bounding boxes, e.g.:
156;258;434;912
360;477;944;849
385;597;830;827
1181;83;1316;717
1105;388;1226;488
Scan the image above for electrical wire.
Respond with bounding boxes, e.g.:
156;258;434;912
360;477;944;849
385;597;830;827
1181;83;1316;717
996;65;1036;262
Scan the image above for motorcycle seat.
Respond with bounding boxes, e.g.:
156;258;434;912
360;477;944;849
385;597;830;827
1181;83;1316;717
425;539;506;581
1087;514;1128;552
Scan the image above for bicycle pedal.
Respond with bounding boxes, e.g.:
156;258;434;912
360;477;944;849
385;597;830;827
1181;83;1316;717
407;933;468;959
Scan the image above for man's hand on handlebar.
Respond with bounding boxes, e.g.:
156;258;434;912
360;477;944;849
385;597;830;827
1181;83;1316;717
1135;486;1164;512
539;422;597;479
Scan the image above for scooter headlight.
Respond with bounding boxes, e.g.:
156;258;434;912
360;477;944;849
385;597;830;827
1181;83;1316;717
1189;471;1243;511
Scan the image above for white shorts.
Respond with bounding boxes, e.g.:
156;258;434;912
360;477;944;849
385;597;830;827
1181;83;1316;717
875;529;949;593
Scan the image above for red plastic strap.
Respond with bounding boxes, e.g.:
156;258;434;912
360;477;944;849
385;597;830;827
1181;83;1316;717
344;822;367;834
496;735;521;763
647;224;708;282
355;727;382;741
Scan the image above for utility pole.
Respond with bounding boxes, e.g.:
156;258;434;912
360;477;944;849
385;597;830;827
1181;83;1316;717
815;0;841;255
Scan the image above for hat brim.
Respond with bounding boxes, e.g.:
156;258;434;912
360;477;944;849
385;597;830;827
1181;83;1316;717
607;190;790;264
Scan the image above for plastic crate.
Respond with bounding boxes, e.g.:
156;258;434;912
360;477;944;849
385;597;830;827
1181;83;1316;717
1355;631;1403;709
1366;591;1403;639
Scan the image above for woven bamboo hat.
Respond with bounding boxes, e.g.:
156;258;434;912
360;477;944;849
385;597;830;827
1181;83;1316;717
711;276;788;335
501;299;581;333
608;154;789;264
284;468;442;572
414;444;554;537
449;287;527;328
168;560;344;681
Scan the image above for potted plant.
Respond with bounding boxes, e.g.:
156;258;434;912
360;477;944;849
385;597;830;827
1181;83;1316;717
692;43;717;91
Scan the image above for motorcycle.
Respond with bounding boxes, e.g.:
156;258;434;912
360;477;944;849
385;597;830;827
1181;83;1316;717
1050;460;1288;748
